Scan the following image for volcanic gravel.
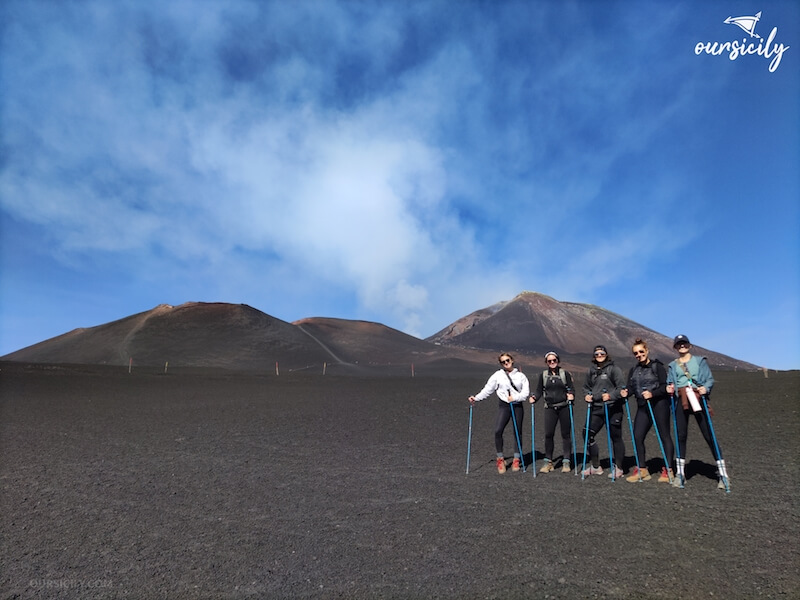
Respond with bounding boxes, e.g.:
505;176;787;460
1;364;797;599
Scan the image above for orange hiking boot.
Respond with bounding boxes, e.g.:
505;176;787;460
626;467;651;482
496;457;507;474
511;458;521;472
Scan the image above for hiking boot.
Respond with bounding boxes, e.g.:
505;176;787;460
626;467;651;482
511;458;521;472
496;457;506;474
607;465;624;480
561;460;571;473
581;465;603;476
672;474;685;488
658;467;674;483
539;460;555;473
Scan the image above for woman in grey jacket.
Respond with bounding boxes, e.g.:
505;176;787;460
582;345;626;479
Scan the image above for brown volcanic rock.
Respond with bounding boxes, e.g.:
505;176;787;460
292;317;495;376
428;291;757;370
3;304;491;373
0;308;158;367
3;293;758;372
293;317;444;365
3;302;332;370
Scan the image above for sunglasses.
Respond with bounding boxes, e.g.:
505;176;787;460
546;359;558;364
500;358;512;364
594;352;606;357
675;343;689;348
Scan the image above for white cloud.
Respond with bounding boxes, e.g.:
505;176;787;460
2;1;797;370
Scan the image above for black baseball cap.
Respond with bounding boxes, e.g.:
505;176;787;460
673;334;691;348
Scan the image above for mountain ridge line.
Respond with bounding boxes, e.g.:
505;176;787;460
1;292;761;371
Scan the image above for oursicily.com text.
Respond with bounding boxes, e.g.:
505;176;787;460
29;578;113;590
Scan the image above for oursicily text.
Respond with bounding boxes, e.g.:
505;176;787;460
695;27;789;72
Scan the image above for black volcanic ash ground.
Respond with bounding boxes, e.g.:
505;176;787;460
1;366;797;599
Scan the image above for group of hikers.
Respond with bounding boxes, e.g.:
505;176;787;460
467;335;730;492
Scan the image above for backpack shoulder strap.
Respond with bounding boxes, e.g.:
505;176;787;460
540;370;549;399
505;370;519;392
542;368;569;402
679;360;693;383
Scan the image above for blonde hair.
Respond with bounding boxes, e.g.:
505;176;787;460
631;338;648;351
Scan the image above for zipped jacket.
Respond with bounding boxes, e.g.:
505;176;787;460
626;359;668;407
583;359;625;404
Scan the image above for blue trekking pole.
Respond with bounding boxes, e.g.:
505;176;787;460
603;390;616;480
702;395;730;493
569;400;578;476
466;404;473;475
581;401;591;480
623;391;642;482
646;400;673;484
671;392;684;488
603;401;615;480
530;400;537;478
508;401;526;472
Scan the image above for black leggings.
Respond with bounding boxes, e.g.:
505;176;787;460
673;404;723;461
543;406;572;461
583;404;624;469
632;398;674;469
495;401;525;456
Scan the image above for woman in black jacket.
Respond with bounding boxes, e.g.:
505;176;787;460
622;338;674;483
581;345;626;479
529;352;575;473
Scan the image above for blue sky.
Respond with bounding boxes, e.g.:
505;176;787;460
1;0;798;369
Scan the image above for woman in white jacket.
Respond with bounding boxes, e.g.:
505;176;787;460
469;353;530;474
